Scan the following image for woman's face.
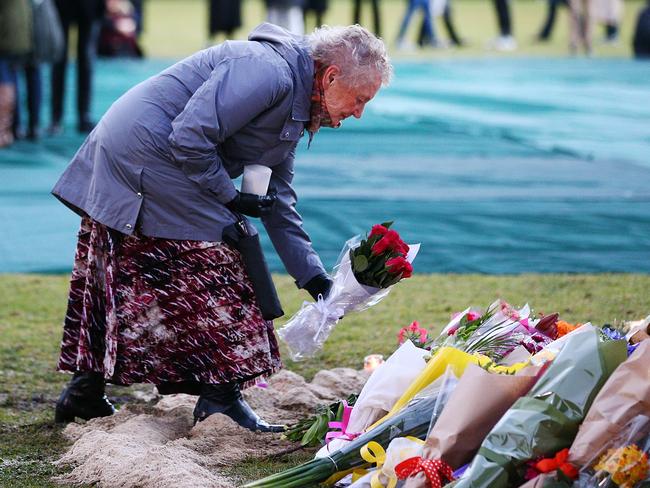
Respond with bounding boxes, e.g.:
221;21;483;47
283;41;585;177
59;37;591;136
321;66;381;127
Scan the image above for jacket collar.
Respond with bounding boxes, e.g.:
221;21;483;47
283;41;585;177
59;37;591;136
248;23;314;122
288;45;314;122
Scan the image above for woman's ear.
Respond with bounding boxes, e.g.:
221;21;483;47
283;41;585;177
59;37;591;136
323;65;341;87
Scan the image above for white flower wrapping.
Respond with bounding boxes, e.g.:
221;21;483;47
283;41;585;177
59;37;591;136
277;236;420;361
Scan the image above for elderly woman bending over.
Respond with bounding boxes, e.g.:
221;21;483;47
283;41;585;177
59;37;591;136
51;23;392;431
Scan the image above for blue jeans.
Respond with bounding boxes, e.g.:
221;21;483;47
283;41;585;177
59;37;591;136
397;0;436;44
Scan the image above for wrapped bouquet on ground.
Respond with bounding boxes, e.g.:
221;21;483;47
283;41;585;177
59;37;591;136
278;222;419;360
400;363;541;488
453;328;628;488
316;339;429;456
520;340;650;488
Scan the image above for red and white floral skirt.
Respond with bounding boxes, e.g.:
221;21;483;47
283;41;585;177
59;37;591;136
57;216;282;392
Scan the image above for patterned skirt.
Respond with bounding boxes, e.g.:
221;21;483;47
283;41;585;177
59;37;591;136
57;217;282;392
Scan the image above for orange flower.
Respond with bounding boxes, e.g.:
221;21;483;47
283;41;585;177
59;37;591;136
556;320;583;338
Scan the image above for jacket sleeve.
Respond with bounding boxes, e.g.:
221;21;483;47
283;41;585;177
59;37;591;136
168;56;291;204
261;151;327;288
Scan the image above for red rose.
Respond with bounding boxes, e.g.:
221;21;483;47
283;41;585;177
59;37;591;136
371;230;410;256
386;256;413;278
369;224;389;238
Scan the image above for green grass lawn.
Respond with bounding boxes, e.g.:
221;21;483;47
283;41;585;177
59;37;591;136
139;0;644;59
1;273;649;486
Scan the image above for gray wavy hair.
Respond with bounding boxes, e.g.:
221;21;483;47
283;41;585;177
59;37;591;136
307;25;393;87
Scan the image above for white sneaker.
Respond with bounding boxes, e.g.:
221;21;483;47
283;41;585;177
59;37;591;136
396;39;417;51
486;35;517;51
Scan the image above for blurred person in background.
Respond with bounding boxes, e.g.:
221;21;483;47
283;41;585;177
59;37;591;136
633;0;650;57
51;23;391;432
14;0;65;141
0;0;32;148
266;0;306;35
98;0;144;57
417;0;464;47
396;0;438;49
486;0;517;51
207;0;242;43
568;0;593;55
592;0;623;42
536;0;569;42
0;62;18;148
303;0;328;29
353;0;382;37
49;0;105;135
131;0;144;36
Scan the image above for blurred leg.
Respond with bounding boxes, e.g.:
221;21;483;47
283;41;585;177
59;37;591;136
583;0;593;53
538;0;559;40
443;0;463;45
51;0;70;131
76;7;101;131
419;0;437;44
396;0;417;43
353;0;362;24
25;63;42;139
371;0;381;37
568;0;582;53
494;0;512;36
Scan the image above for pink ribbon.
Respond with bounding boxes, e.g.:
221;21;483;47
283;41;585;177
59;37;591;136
325;401;360;444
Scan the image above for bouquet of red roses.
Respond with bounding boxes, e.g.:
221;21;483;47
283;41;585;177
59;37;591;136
350;222;413;287
278;222;418;360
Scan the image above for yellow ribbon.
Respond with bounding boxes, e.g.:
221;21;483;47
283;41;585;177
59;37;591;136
359;437;425;488
359;441;390;488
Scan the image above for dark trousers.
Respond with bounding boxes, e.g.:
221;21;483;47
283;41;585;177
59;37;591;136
493;0;512;36
353;0;381;37
13;63;42;135
538;0;568;40
51;0;103;126
418;1;463;46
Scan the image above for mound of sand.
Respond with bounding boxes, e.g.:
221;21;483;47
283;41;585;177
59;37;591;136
54;368;368;487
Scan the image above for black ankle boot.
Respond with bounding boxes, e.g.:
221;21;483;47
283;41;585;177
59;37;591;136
193;382;285;433
54;371;116;423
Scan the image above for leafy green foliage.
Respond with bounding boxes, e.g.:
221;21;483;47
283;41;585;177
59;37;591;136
283;394;358;447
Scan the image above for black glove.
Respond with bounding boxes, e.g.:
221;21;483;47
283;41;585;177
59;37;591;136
226;190;277;218
303;273;334;301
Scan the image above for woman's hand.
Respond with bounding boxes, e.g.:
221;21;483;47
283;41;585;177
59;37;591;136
226;190;277;218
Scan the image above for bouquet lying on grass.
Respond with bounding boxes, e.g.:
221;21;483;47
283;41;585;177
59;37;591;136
278;222;419;360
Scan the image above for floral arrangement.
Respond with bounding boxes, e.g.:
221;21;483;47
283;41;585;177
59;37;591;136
251;294;645;488
593;444;649;488
397;321;431;349
277;222;418;360
350;222;412;288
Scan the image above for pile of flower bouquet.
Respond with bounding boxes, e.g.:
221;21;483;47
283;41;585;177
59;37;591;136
247;297;650;488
